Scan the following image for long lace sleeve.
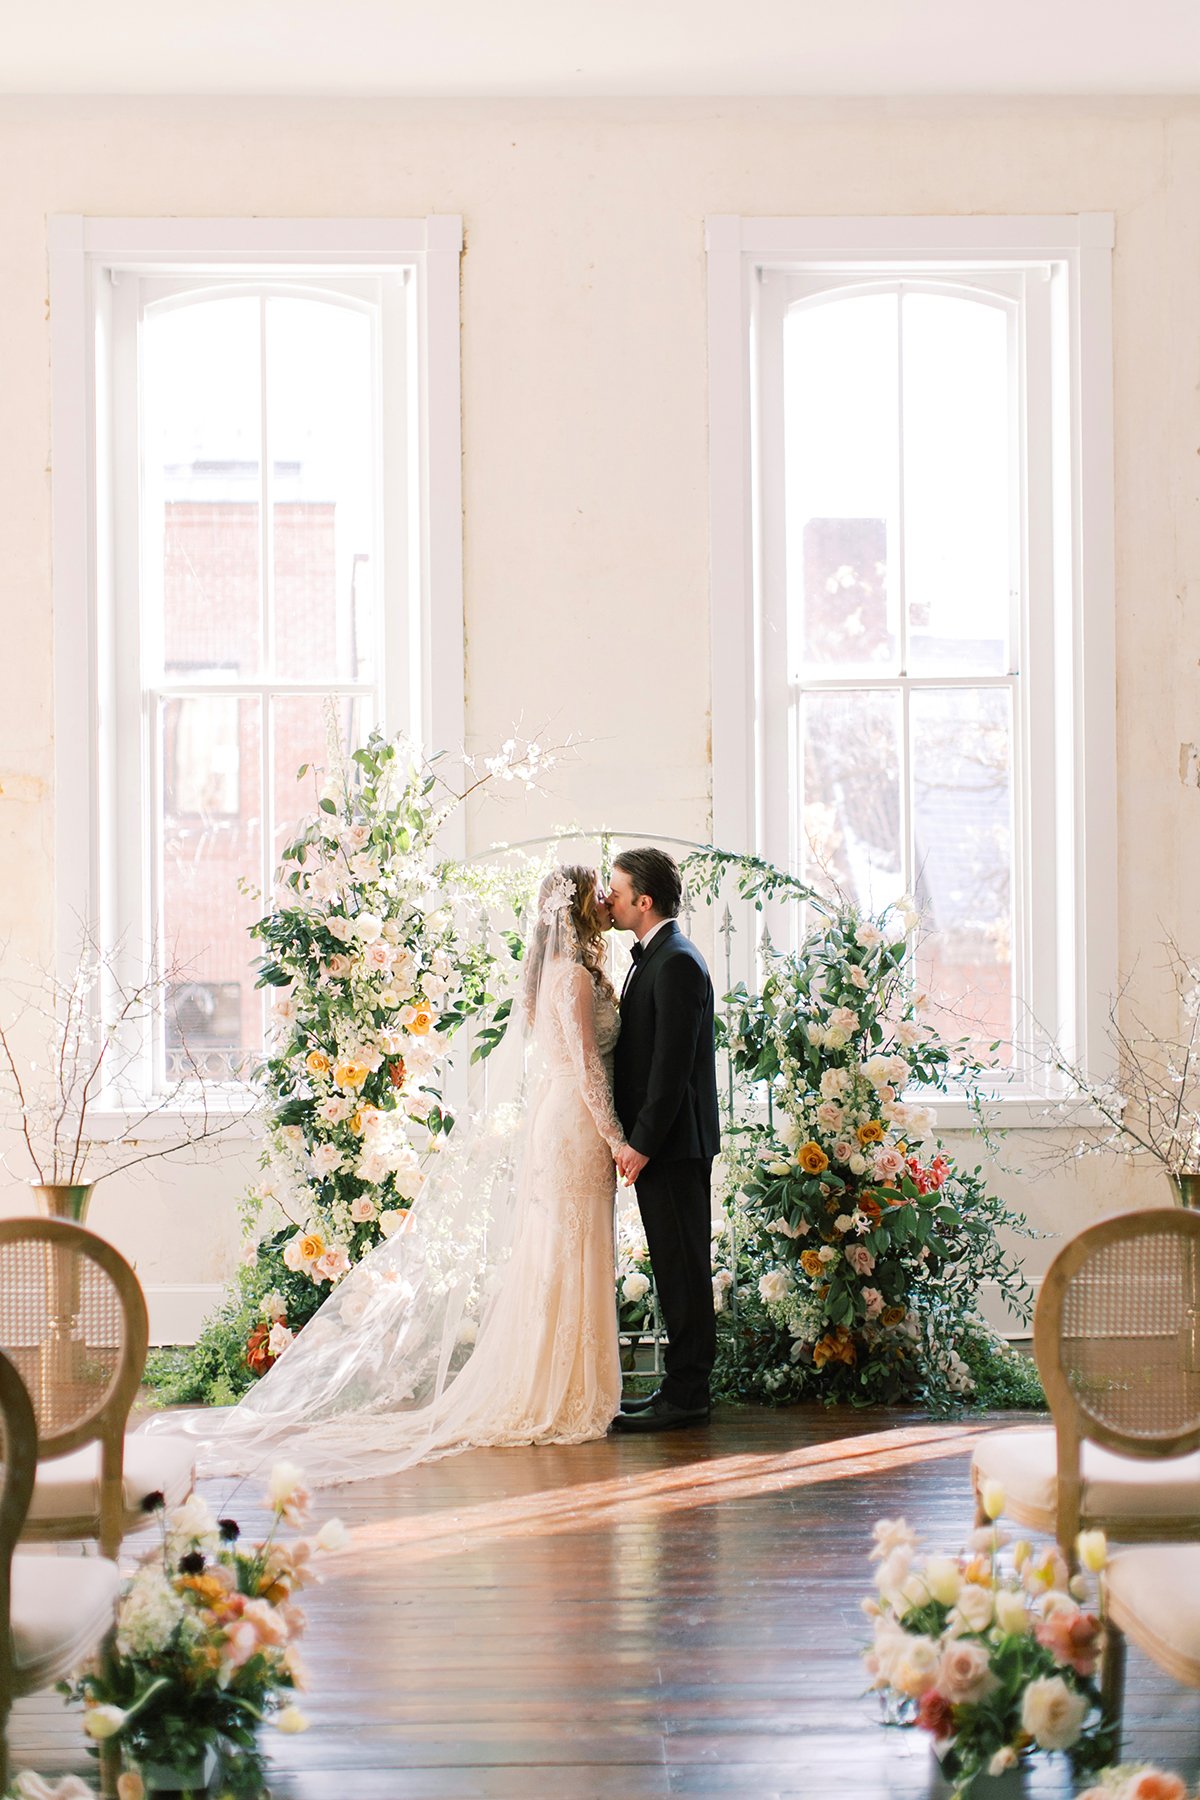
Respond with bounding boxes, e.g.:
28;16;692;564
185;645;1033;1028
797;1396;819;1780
553;965;627;1155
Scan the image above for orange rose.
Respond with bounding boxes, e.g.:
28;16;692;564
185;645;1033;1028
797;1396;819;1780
881;1304;906;1327
797;1140;830;1175
299;1232;325;1265
332;1058;370;1091
401;1003;435;1037
813;1327;855;1370
857;1120;885;1145
176;1572;228;1607
305;1050;330;1077
859;1195;883;1226
799;1248;824;1279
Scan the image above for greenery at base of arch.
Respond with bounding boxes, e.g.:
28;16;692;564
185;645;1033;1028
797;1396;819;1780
681;846;1042;1413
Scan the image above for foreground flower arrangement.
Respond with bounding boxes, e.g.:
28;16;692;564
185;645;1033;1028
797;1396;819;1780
863;1492;1116;1797
62;1466;343;1784
151;729;547;1405
1080;1769;1200;1800
683;849;1036;1410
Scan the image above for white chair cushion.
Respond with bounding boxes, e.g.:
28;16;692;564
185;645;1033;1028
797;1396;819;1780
972;1426;1200;1527
1105;1545;1200;1682
27;1431;195;1528
10;1553;121;1689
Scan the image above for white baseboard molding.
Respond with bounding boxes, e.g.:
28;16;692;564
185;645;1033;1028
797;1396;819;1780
150;1277;1041;1350
147;1284;225;1347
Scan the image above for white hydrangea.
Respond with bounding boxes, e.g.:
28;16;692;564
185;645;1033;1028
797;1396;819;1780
116;1567;185;1658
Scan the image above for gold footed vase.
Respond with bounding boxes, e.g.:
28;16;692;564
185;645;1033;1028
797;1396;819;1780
1169;1172;1200;1209
29;1182;95;1223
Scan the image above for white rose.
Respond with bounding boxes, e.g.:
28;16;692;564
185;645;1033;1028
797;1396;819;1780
311;1143;344;1178
769;1216;801;1238
379;1209;408;1238
341;823;372;851
168;1492;217;1541
819;1069;849;1099
712;1279;727;1313
260;1290;288;1321
896;1021;923;1048
758;1269;791;1304
621;1272;651;1304
890;1635;940;1699
855;921;885;951
828;1006;859;1034
327;914;355;943
349;853;382;883
777;1117;802;1148
353;911;384;943
849;1153;868;1176
994;1588;1031;1636
267;1321;294;1357
823;1025;849;1050
266;1461;309;1517
1019;1675;1088;1751
82;1704;128;1740
952;1583;994;1633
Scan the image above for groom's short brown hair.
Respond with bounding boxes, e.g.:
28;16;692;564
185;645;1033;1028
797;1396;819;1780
613;847;682;919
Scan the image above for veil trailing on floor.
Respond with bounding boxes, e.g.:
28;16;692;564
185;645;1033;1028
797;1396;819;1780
146;867;605;1489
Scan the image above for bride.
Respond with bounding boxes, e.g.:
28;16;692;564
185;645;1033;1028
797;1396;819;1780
172;865;629;1487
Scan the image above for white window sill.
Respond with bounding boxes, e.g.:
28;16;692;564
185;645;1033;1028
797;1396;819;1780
82;1103;262;1144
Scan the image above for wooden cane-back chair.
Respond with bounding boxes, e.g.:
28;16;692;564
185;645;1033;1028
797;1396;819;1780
1038;1207;1200;1551
0;1218;149;1558
0;1343;122;1792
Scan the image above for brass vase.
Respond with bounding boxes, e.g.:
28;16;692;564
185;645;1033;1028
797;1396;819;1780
29;1182;95;1223
1169;1171;1200;1210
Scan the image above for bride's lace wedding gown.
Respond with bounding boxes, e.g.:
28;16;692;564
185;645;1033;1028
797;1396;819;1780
426;962;625;1448
171;959;626;1486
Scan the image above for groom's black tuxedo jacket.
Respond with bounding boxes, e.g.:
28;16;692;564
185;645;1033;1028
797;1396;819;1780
613;922;721;1164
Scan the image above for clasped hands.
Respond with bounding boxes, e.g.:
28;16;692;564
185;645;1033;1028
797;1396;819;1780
616;1143;648;1185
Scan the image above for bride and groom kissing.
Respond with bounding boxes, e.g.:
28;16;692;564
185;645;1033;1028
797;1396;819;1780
166;846;721;1485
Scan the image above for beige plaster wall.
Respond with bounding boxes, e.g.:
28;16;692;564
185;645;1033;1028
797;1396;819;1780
0;96;1194;1327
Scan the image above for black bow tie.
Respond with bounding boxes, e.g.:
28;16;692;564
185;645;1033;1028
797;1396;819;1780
629;941;645;964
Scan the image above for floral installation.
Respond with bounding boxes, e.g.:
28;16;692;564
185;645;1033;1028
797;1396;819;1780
863;1491;1115;1798
149;728;553;1405
1078;1768;1200;1800
682;848;1036;1410
3;1776;96;1800
62;1466;342;1783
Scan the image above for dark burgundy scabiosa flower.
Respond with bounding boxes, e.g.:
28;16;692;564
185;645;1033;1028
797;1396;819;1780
218;1517;241;1542
140;1490;166;1513
178;1550;206;1576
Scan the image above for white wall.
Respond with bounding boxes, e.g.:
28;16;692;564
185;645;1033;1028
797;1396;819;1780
0;95;1194;1330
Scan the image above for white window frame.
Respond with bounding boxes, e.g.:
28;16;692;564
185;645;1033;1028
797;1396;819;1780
706;214;1117;1126
49;216;465;1125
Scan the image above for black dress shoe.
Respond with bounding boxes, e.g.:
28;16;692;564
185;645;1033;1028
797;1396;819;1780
611;1394;711;1432
618;1389;663;1415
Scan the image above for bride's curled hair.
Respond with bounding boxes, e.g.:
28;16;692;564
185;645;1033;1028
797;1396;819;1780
521;864;615;1026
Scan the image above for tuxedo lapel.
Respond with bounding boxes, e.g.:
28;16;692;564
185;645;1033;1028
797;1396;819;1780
621;921;679;1002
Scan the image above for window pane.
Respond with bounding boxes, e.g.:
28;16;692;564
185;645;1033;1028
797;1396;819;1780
144;297;263;679
159;696;263;1080
271;694;368;870
910;687;1013;1057
799;689;903;915
785;293;898;673
266;298;376;682
902;292;1012;675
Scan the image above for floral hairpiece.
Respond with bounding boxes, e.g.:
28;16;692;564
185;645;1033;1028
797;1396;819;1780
540;869;575;921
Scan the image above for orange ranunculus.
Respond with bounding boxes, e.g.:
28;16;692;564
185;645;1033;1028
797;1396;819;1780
299;1232;326;1265
881;1304;907;1327
332;1057;370;1092
176;1572;228;1607
797;1140;829;1175
799;1248;825;1279
857;1120;885;1145
859;1195;883;1226
305;1050;330;1077
245;1322;277;1375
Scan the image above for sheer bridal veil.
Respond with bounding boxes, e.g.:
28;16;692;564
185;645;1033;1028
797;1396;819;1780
150;866;599;1488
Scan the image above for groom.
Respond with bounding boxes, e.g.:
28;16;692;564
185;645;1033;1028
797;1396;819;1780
607;847;720;1432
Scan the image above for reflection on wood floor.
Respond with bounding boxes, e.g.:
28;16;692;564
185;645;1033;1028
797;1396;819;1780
12;1407;1200;1797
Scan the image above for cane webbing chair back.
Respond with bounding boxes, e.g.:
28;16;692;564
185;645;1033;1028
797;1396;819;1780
1035;1208;1200;1550
0;1348;38;1791
0;1220;147;1556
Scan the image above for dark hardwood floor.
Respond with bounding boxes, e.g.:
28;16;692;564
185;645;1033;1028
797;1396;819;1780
12;1407;1200;1797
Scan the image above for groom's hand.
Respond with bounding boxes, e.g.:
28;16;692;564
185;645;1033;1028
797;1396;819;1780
617;1145;649;1184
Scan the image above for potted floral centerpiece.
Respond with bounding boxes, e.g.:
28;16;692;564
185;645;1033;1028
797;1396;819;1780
863;1492;1116;1797
63;1466;342;1791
